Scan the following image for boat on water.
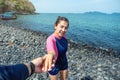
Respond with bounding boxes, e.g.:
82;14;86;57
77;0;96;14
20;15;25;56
0;11;17;20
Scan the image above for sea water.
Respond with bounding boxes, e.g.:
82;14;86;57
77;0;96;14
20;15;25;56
3;13;120;53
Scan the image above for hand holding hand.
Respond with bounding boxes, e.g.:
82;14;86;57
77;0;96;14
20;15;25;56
42;53;55;72
31;55;46;73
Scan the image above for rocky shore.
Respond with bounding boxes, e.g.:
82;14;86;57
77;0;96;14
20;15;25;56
0;24;120;80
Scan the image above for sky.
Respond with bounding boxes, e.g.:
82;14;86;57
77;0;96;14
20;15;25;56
29;0;120;13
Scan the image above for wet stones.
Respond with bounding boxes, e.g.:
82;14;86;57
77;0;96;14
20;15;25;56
0;24;120;80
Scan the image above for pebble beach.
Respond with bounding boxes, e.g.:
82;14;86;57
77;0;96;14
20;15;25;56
0;23;120;80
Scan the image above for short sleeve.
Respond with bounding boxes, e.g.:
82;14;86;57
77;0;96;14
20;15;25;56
46;35;58;60
46;36;55;52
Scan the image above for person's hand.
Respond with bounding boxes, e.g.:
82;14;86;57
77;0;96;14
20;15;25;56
31;54;54;73
42;53;55;72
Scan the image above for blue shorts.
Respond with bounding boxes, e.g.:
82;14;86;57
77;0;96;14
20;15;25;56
48;62;68;75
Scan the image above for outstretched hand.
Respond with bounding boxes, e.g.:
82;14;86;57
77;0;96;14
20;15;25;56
42;53;55;72
31;54;55;73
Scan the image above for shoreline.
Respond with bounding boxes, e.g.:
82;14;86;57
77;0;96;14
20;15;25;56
0;20;119;55
0;22;118;55
0;24;120;80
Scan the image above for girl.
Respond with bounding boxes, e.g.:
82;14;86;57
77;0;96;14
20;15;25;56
45;16;69;80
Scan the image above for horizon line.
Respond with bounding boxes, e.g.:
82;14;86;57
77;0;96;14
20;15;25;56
35;11;120;14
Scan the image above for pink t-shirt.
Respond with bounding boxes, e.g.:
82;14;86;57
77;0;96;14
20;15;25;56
46;34;58;60
46;34;67;60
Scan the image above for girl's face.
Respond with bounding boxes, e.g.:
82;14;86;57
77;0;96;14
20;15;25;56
54;21;68;38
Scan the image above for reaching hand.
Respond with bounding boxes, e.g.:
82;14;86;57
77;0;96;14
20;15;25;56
31;54;55;73
42;53;55;72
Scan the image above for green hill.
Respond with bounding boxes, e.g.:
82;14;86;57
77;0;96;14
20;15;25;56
0;0;35;14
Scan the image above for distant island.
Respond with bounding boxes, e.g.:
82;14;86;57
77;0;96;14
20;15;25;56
83;11;120;15
0;0;35;14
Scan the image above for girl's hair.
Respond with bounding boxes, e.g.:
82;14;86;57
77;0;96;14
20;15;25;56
54;16;69;27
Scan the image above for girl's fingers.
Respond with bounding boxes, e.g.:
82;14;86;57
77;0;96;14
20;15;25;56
42;54;55;71
49;55;53;70
45;57;49;71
